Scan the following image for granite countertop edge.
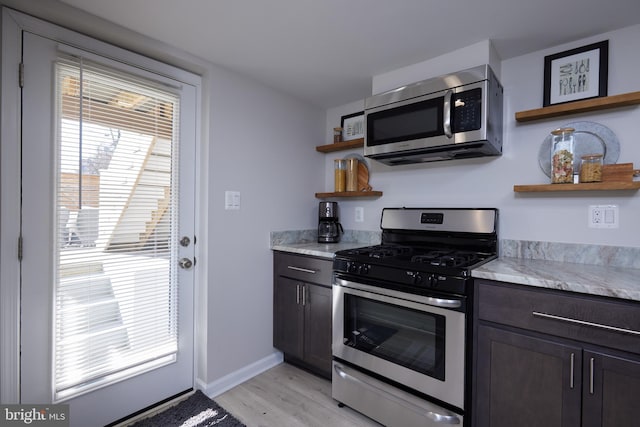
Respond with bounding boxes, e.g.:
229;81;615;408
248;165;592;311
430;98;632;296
473;257;640;303
270;229;381;259
272;242;367;259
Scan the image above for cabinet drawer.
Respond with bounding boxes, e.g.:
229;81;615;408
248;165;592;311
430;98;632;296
477;280;640;355
274;252;333;287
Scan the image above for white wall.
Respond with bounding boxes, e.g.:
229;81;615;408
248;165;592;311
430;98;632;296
372;40;502;94
325;25;640;248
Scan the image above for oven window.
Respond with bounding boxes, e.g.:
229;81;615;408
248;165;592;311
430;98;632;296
343;294;445;380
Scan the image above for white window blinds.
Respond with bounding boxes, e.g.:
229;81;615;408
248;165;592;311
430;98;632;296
54;56;181;401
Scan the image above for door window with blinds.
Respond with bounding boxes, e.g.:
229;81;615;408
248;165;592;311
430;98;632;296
54;56;180;401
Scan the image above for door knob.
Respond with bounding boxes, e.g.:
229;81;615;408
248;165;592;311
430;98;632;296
180;236;191;247
178;258;193;270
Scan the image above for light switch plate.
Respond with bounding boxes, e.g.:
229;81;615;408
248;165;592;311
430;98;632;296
225;191;240;210
355;207;364;223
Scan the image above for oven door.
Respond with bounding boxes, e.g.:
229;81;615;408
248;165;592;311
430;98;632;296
332;278;466;409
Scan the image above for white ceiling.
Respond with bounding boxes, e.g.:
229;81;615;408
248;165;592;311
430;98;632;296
59;0;640;108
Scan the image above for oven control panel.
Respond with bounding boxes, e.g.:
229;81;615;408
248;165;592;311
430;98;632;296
335;258;469;295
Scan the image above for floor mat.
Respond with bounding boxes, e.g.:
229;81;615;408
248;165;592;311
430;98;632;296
130;390;245;427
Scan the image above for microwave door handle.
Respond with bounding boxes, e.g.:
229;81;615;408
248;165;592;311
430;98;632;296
443;89;453;138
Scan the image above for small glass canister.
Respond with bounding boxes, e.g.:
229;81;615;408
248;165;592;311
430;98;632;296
579;154;604;182
550;127;575;184
334;159;346;192
333;127;343;143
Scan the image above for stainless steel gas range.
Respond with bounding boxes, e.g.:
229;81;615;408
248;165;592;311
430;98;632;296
332;207;498;427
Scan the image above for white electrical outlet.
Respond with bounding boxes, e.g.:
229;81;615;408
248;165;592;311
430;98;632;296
588;205;618;228
355;207;364;223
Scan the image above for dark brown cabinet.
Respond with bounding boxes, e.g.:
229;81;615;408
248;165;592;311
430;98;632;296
582;349;640;427
273;251;333;378
474;279;640;427
476;324;582;427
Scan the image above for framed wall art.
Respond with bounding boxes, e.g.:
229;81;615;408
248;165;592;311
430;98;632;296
543;40;608;107
340;111;364;141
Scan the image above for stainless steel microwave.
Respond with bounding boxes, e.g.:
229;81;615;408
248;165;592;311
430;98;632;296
364;65;503;165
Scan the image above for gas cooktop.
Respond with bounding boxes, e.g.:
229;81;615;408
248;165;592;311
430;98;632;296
333;208;498;296
337;244;492;269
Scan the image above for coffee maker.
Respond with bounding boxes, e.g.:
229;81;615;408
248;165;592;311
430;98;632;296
318;201;343;243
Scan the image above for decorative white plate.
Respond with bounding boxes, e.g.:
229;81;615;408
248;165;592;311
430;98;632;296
538;121;620;177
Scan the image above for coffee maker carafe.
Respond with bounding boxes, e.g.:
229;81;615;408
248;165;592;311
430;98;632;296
318;201;343;243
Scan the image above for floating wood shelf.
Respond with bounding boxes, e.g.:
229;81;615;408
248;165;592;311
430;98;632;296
514;182;640;192
315;138;364;153
515;91;640;122
315;190;383;198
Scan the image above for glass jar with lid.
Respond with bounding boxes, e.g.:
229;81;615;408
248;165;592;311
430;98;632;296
550;127;575;184
579;153;604;182
333;127;343;143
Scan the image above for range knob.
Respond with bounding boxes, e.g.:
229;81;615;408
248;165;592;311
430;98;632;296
431;275;441;288
361;264;370;275
348;262;358;273
413;272;423;285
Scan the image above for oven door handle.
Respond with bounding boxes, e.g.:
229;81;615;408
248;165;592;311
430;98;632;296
424;296;462;309
335;278;463;310
334;364;461;425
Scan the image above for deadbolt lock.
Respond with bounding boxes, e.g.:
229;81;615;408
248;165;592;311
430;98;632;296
178;258;193;270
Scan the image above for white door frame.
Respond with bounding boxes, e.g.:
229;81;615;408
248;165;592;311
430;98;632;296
0;6;23;405
0;8;204;409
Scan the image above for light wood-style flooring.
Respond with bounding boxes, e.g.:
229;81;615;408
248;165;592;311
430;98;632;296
215;363;382;427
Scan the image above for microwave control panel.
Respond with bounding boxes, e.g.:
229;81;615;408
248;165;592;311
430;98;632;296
452;87;482;133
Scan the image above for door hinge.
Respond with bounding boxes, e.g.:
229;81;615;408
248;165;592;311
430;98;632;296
18;235;23;261
19;62;24;88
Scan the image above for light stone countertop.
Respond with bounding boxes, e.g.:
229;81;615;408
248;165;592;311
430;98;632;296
272;242;370;259
472;257;640;302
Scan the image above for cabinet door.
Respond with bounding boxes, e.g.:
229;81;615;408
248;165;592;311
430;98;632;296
475;325;582;427
303;283;332;375
273;276;304;358
582;350;640;427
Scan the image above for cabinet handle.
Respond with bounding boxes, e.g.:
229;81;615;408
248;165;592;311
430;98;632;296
302;285;307;306
570;353;575;389
296;284;300;305
589;357;595;395
532;311;640;336
287;266;317;274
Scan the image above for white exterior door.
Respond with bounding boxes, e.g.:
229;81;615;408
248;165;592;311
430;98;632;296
16;13;199;427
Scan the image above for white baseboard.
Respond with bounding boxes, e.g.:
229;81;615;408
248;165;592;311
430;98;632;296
197;351;284;398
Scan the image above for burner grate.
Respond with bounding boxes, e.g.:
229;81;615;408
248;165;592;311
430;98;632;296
411;251;481;268
368;245;413;259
